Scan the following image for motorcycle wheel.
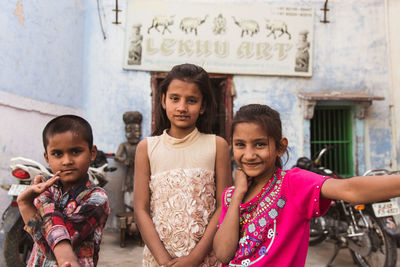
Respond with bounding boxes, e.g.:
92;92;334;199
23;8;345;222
351;213;397;267
3;217;33;267
309;217;327;246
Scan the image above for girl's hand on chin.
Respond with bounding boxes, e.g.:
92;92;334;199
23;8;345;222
234;168;249;194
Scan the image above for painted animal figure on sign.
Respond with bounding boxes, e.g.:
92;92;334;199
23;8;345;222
265;19;291;39
148;15;175;34
180;15;208;35
232;16;259;37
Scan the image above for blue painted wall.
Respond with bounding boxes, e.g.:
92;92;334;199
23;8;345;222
0;0;85;108
0;0;397;191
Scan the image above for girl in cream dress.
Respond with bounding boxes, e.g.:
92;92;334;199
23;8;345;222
134;64;232;267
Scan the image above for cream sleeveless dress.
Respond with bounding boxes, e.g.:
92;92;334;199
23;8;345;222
143;128;219;267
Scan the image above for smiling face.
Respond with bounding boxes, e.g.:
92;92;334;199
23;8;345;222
162;79;205;138
44;131;97;192
233;122;286;184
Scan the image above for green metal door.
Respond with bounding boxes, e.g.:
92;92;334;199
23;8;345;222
310;106;353;177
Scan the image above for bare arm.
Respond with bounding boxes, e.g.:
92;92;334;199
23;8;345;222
167;136;233;267
133;139;172;265
321;174;400;204
213;169;247;264
53;240;80;267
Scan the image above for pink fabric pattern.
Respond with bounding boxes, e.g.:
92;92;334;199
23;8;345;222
218;168;331;267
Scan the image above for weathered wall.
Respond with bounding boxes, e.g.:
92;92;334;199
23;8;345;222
0;92;83;221
0;0;399;232
0;0;85;218
80;0;394;169
0;0;85;108
387;0;400;170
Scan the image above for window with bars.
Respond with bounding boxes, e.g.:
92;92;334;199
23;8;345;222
310;106;353;177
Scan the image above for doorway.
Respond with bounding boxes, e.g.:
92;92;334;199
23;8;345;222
310;106;353;177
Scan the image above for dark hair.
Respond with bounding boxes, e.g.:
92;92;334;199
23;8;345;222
42;115;93;151
231;104;288;168
152;63;216;136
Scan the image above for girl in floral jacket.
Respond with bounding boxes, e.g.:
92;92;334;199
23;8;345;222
134;63;232;267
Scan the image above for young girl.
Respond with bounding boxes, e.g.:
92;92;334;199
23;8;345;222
134;63;232;267
213;104;400;267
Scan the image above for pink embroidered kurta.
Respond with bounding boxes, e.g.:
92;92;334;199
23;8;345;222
143;128;219;267
218;168;331;267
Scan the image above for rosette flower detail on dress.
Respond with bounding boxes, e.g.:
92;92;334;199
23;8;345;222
143;168;218;266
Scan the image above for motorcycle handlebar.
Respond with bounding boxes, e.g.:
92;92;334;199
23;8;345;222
314;145;338;166
362;168;389;176
362;168;400;176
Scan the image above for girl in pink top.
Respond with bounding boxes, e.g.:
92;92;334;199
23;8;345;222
214;104;400;267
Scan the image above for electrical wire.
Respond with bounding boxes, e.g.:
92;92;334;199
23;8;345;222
97;0;107;39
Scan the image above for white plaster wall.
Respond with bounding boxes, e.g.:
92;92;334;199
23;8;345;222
0;0;86;221
387;0;400;170
0;90;124;229
1;0;400;229
0;91;82;216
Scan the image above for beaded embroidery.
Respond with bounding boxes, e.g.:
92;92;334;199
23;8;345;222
239;172;278;227
224;169;287;266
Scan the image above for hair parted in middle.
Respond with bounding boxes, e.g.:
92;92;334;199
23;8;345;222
152;63;217;136
231;104;289;168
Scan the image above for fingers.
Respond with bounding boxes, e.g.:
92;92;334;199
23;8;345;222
46;173;61;187
165;258;178;267
234;167;250;192
34;171;61;186
38;172;61;191
235;167;246;175
237;168;252;186
33;175;43;185
235;168;248;180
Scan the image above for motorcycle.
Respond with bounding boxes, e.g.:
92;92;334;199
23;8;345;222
295;147;399;267
0;151;115;267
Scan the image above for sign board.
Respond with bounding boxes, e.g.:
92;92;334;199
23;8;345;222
123;1;314;76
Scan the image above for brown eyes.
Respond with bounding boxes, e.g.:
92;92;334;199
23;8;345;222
169;96;198;104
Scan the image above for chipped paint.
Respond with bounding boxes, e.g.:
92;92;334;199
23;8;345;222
14;1;24;26
1;0;400;226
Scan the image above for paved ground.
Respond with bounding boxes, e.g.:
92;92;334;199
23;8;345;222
98;230;144;267
1;229;399;267
96;230;366;267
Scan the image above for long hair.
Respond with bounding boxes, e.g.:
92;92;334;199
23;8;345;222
152;63;216;136
231;104;288;168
